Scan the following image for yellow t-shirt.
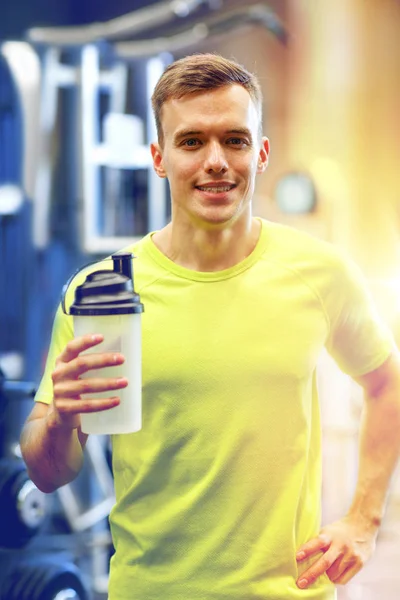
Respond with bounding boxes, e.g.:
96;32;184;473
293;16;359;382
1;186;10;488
35;219;393;599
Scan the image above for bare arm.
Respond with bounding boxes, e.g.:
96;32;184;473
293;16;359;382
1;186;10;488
20;401;87;493
20;334;127;493
296;349;400;588
348;349;400;527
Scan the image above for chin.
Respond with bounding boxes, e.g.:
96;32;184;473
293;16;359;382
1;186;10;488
194;206;243;228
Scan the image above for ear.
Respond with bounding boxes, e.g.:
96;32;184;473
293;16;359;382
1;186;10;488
151;142;167;178
257;137;270;174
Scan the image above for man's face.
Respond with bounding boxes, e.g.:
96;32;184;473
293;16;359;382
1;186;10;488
151;84;269;228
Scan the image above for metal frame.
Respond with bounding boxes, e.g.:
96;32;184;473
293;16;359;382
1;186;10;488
27;0;211;46
56;436;115;532
79;45;169;254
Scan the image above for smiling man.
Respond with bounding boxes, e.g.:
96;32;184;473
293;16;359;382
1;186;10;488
150;66;269;271
20;54;400;600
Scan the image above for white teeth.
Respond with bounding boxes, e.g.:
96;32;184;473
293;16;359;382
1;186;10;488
198;186;232;192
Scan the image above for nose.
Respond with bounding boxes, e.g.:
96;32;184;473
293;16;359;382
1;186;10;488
203;141;228;173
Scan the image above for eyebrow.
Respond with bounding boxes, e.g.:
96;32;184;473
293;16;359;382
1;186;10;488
173;129;202;142
173;127;254;143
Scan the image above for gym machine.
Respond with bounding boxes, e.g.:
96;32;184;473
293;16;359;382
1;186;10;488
0;375;90;599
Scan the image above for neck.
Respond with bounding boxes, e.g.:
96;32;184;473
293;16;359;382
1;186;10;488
152;216;261;272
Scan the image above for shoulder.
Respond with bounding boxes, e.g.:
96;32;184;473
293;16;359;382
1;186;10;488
259;218;356;281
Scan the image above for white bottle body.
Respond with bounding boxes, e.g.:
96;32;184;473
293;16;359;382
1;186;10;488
73;314;142;435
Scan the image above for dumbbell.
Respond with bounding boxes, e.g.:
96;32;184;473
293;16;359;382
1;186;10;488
0;556;89;600
0;458;47;548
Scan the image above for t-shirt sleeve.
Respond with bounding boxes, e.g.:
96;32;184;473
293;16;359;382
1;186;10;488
33;261;102;405
34;304;74;405
324;254;394;377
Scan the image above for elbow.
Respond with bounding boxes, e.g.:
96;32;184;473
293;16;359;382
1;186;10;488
24;465;59;494
25;465;76;494
34;481;59;494
21;446;64;494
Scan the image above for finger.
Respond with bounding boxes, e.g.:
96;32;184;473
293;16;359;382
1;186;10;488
333;561;362;585
296;533;331;561
328;554;363;584
53;352;125;381
58;334;104;364
56;396;121;415
55;376;128;398
296;547;339;589
325;555;348;582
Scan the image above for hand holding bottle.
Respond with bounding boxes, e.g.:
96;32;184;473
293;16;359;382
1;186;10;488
50;333;128;432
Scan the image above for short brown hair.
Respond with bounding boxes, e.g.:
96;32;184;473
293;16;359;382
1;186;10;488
151;53;263;145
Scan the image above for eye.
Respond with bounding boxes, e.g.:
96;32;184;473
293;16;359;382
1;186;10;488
182;138;201;148
226;137;248;147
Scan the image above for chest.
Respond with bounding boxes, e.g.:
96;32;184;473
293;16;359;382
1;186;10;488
139;268;329;389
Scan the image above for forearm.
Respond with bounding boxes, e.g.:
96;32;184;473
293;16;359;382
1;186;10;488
348;385;400;528
20;404;85;493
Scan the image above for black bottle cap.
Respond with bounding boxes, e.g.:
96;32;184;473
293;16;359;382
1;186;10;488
66;253;144;316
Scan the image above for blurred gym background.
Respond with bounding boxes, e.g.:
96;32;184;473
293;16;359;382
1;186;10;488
1;0;400;598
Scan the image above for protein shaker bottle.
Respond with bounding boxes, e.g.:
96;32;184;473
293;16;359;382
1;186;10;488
62;253;144;435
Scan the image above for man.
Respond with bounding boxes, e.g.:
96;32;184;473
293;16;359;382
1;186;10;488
21;53;400;600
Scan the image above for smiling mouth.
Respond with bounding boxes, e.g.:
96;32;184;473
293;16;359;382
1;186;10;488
195;184;236;193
